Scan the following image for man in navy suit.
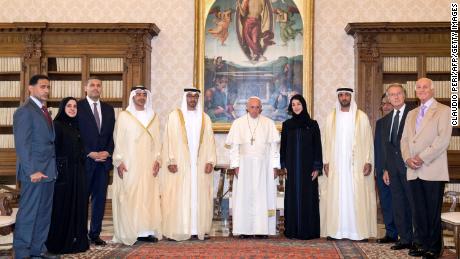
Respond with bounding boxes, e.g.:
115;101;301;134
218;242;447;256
374;93;398;244
382;83;416;252
13;75;58;258
77;77;115;246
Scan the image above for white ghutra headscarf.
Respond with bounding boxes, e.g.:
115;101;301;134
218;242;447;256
126;85;155;127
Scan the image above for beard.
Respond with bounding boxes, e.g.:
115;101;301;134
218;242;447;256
340;101;350;108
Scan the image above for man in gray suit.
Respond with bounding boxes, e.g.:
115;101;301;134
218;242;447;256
13;75;58;259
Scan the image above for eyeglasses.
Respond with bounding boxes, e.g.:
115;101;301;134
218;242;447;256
387;92;404;97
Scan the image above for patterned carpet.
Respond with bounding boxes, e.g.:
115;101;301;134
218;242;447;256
45;237;454;259
60;238;348;258
357;242;455;259
0;207;456;258
0;237;456;258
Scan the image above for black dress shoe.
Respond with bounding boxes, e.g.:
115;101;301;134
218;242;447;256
192;234;211;241
391;242;412;250
137;235;158;243
90;236;107;246
377;236;398;244
31;252;61;259
422;251;438;259
42;252;61;259
238;235;252;239
326;236;338;241
409;246;426;257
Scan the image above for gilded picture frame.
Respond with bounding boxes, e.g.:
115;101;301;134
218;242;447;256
194;0;314;132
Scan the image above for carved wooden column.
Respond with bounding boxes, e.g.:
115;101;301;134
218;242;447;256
125;32;154;106
126;33;145;88
23;32;43;84
353;33;381;127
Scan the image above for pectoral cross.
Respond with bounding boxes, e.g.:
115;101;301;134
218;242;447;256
250;137;255;145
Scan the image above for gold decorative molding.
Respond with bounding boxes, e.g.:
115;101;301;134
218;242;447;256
194;0;315;133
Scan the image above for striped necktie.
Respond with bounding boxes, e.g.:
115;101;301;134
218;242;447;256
41;106;52;126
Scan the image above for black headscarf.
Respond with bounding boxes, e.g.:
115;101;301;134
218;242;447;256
54;97;79;130
286;94;313;128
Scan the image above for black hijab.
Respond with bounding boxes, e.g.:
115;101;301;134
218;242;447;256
54;97;79;130
286;94;313;128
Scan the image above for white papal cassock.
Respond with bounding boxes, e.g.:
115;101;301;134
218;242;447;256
226;114;280;235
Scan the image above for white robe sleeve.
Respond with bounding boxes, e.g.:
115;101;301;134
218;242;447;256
267;117;280;169
204;116;217;166
229;144;240;169
164;113;177;166
112;112;126;168
270;142;280;169
226;117;241;168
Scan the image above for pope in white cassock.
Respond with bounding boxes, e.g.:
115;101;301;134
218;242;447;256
320;87;377;240
160;88;217;241
226;97;280;238
112;86;162;245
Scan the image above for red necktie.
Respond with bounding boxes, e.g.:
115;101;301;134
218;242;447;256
41;106;52;126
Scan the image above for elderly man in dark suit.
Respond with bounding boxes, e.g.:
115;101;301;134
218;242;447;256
401;77;452;259
381;84;416;252
13;75;58;259
77;77;115;246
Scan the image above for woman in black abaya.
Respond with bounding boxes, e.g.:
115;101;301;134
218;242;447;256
46;97;89;253
280;94;323;240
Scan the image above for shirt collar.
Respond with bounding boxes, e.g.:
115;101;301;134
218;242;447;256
247;114;260;121
86;95;100;106
421;97;435;109
29;96;43;108
393;103;406;115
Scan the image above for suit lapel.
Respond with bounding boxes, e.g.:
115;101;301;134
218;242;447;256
408;106;418;137
100;102;106;134
382;112;393;142
397;107;410;141
27;98;53;132
82;98;99;133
